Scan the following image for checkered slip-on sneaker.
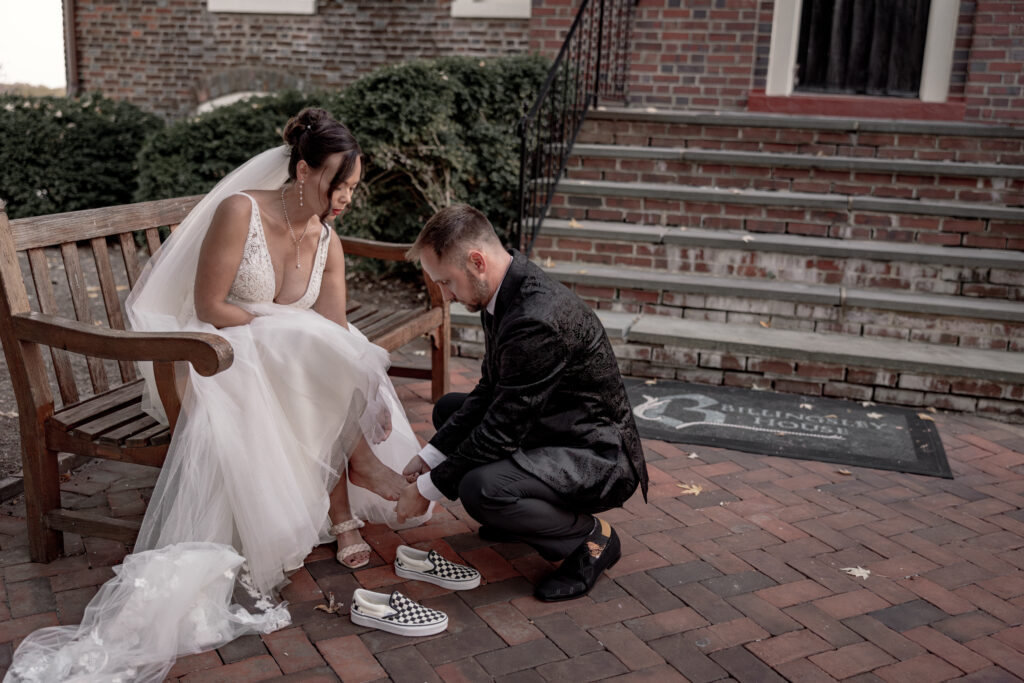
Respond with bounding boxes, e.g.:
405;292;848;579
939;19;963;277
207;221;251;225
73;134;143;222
394;545;482;590
349;588;449;637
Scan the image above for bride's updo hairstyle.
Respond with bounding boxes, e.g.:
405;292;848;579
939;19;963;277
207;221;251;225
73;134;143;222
282;108;362;214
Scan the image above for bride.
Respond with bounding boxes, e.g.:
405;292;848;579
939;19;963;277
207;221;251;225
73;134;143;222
5;108;432;682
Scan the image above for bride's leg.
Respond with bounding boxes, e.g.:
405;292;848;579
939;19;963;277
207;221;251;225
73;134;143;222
328;471;371;568
346;435;407;501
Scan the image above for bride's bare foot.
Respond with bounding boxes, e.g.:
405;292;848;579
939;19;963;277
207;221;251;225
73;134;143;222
348;447;406;501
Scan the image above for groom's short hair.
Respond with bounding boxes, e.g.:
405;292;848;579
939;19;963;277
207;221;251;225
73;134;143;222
407;204;502;263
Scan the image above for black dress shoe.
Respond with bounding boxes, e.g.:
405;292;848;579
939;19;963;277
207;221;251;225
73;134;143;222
534;526;621;602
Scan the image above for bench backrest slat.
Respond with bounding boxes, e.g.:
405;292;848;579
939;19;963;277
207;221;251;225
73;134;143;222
60;241;110;395
90;236;136;383
26;248;80;405
9;197;202;251
118;233;142;289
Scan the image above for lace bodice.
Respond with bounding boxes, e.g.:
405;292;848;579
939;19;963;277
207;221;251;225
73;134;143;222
228;192;331;309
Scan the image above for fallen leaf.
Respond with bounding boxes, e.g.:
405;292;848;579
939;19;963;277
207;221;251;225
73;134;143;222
677;483;703;496
413;350;426;356
841;566;871;580
825;414;837;419
0;410;17;418
542;257;555;268
751;384;769;391
866;412;883;419
860;401;876;407
688;452;700;459
837;469;852;475
644;379;658;386
59;473;71;482
799;403;813;410
314;592;343;615
577;269;588;274
741;235;754;243
759;320;770;328
568;218;583;228
917;413;935;422
927;406;937;413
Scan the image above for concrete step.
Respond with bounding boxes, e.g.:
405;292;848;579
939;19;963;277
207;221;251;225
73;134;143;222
535;218;1024;300
549;177;1024;250
588;106;1024;139
541;261;1024;324
541;218;1024;269
569;144;1024;179
555;178;1024;222
565;145;1024;207
448;304;1024;419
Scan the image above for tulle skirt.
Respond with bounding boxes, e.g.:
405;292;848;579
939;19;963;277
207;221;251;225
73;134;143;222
5;304;431;682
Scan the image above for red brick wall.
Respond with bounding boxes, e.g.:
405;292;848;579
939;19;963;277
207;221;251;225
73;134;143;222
72;0;530;119
964;0;1024;124
624;0;762;109
71;0;1022;126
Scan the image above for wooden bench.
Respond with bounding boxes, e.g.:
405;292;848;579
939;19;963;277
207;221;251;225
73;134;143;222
0;195;450;563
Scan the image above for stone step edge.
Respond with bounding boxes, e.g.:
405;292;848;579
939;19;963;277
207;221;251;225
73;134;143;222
540;261;1024;323
450;304;1024;384
555;178;1024;222
589;106;1024;140
570;144;1024;179
541;218;1024;270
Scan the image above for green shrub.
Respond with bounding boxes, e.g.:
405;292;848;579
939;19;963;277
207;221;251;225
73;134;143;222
131;55;549;255
0;94;161;219
339;55;550;246
134;90;323;201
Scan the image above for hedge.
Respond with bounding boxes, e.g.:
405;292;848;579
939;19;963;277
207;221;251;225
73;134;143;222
0;94;161;219
2;55;550;252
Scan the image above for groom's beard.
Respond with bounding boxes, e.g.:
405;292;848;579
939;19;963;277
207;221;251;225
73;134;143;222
460;273;492;313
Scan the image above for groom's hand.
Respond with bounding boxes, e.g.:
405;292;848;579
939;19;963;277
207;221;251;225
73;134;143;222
396;483;430;524
402;455;430;483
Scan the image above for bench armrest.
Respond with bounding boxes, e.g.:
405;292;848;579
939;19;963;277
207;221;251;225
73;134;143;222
339;236;448;310
339;236;411;262
12;312;233;377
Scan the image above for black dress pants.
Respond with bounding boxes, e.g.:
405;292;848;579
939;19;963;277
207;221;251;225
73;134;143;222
432;393;594;561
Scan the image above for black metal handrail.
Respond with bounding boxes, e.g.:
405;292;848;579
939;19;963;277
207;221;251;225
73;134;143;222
514;0;635;254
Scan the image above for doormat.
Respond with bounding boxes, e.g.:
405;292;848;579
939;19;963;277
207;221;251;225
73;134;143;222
625;379;951;479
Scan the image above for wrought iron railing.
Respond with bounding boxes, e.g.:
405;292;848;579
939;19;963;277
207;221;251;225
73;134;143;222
514;0;635;254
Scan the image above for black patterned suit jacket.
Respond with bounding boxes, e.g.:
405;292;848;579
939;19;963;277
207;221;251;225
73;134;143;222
427;250;649;512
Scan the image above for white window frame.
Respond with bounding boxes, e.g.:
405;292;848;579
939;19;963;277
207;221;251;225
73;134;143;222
766;0;959;102
208;0;316;14
450;0;530;19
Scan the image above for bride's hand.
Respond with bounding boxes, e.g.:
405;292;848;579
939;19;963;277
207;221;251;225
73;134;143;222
402;455;430;483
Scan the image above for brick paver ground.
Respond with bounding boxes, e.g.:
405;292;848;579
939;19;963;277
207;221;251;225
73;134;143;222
2;353;1024;681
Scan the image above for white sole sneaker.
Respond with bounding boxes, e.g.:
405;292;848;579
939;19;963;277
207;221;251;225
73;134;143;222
349;588;448;637
394;545;481;591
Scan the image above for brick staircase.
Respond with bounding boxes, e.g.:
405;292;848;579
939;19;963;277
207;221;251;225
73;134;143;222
491;108;1024;420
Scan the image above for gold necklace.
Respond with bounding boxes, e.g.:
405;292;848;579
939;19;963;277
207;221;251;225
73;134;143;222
280;185;310;269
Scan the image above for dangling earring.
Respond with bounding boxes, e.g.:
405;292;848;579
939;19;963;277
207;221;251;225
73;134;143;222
299;181;304;208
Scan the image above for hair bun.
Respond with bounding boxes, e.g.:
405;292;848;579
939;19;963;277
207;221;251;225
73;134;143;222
283;108;331;147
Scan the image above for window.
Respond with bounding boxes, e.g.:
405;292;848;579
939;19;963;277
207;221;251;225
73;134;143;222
766;0;959;102
450;0;530;19
207;0;316;14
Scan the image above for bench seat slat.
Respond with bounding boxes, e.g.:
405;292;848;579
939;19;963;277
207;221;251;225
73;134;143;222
360;309;423;340
52;380;145;429
98;414;161;446
71;402;151;440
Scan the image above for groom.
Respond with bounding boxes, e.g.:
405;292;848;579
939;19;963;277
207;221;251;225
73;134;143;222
396;204;648;601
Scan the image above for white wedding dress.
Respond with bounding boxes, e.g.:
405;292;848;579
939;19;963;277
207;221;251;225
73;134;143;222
5;149;431;682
